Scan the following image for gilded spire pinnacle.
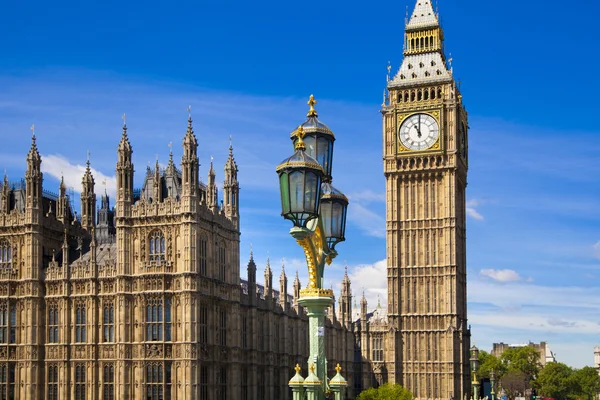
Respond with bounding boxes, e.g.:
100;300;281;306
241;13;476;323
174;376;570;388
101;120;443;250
307;94;318;117
294;126;306;151
295;364;301;374
30;124;35;139
122;113;127;128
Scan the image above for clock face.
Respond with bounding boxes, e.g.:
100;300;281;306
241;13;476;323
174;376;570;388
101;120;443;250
398;113;439;151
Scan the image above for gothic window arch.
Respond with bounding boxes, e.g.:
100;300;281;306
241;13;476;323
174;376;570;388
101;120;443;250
103;363;115;400
146;297;171;341
199;235;208;276
0;362;15;399
218;308;227;346
48;303;59;343
149;230;166;262
103;301;115;342
47;364;59;400
0;240;11;269
0;302;16;344
372;335;383;361
75;303;86;343
217;241;226;281
146;362;172;400
75;363;86;399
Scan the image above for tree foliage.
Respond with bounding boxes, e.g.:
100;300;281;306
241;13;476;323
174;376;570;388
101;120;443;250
571;366;600;400
478;350;506;380
534;362;573;399
501;346;542;381
357;383;413;400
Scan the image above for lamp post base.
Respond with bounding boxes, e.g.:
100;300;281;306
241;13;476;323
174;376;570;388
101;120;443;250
297;293;334;400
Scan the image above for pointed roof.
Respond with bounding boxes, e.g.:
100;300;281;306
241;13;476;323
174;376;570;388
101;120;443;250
82;159;94;186
118;123;132;153
183;117;198;148
406;0;439;30
27;129;41;163
293;269;301;287
247;248;256;269
280;262;287;280
342;263;350;284
208;157;215;177
224;138;238;173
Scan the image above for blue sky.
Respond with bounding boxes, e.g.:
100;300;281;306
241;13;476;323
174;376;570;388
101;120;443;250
1;0;599;368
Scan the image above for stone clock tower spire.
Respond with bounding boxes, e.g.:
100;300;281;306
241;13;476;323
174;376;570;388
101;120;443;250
381;0;470;398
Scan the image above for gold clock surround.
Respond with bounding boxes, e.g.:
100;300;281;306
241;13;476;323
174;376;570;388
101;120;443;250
396;110;442;153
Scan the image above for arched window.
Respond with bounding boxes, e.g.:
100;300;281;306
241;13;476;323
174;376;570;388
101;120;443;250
75;364;86;400
199;236;208;276
47;364;59;400
103;363;115;400
149;231;166;262
0;362;15;399
0;241;11;269
75;303;86;343
146;362;172;400
146;297;171;342
103;302;114;342
48;304;59;343
0;302;16;344
218;242;226;282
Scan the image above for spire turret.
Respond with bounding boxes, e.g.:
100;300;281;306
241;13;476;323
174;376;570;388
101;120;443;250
56;175;69;223
0;173;10;214
293;269;301;308
116;115;134;218
207;157;218;213
80;157;96;231
264;257;273;299
223;138;239;229
360;290;368;320
181;108;199;211
339;263;352;327
25;125;43;217
279;261;288;310
247;248;257;305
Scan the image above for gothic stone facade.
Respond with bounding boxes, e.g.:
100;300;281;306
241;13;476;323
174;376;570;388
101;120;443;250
0;118;364;400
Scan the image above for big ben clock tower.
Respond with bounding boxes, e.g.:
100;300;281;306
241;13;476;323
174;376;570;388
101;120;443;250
381;0;470;399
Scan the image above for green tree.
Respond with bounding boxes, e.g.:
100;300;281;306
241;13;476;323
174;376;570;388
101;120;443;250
534;362;574;400
571;366;600;400
501;346;542;381
478;350;507;380
357;383;413;400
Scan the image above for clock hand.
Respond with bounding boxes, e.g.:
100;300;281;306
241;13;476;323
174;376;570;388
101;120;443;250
417;115;422;137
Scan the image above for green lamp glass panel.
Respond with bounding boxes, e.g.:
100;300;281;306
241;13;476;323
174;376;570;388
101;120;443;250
304;171;319;214
289;170;304;213
279;172;290;214
316;137;332;177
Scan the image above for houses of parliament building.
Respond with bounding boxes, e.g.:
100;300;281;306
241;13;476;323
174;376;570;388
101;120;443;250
0;0;470;399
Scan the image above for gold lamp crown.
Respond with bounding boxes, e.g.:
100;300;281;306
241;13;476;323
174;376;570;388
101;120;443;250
295;364;301;374
307;94;318;117
294;126;306;151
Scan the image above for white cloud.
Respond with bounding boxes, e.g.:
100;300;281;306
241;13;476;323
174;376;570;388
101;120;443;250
593;241;600;259
348;259;387;313
466;199;484;220
479;268;521;282
41;154;117;199
347;203;385;238
348;190;385;204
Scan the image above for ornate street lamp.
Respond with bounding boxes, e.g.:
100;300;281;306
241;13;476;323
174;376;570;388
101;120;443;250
470;345;481;400
490;369;496;400
279;95;349;400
